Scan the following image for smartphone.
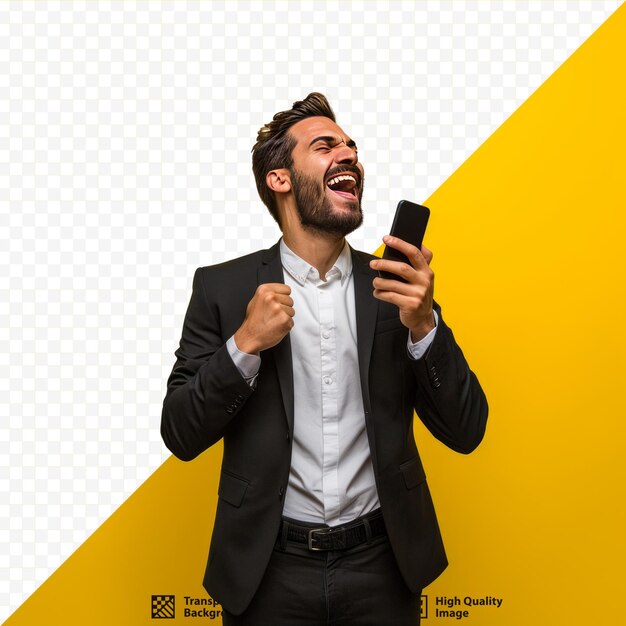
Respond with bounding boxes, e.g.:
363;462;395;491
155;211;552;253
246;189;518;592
380;200;430;281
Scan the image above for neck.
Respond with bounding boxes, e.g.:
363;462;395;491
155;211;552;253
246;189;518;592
282;229;346;279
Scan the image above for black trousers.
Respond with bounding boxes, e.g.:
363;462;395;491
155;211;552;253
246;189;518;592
222;517;421;626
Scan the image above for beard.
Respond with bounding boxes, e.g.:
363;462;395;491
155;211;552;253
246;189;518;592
289;167;364;238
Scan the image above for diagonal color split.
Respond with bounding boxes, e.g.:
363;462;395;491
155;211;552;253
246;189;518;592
5;5;626;625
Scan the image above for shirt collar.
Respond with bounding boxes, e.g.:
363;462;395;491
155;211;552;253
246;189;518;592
280;239;353;286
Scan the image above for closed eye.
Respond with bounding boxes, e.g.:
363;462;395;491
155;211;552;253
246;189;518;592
309;136;358;154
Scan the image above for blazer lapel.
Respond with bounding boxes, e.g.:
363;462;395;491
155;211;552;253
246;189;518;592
258;242;295;436
350;246;379;416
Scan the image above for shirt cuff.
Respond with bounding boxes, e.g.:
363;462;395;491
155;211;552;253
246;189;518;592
226;335;261;386
406;310;439;360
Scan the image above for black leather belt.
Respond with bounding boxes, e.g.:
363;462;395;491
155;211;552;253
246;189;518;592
280;509;386;551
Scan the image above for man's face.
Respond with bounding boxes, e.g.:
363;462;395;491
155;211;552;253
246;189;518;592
287;116;365;237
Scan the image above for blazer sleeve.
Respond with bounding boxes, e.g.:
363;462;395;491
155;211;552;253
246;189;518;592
161;267;254;461
411;302;488;454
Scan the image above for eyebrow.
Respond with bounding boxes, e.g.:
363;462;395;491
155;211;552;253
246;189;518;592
309;135;358;151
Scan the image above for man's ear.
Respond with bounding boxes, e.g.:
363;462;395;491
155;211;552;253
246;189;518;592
266;168;291;195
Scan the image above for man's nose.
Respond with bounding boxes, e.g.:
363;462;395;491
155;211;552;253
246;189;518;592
335;142;358;165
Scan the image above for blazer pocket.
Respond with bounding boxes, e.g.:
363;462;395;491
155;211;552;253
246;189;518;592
218;470;249;508
400;456;427;489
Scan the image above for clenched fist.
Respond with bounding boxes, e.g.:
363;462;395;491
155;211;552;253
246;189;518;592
234;283;295;355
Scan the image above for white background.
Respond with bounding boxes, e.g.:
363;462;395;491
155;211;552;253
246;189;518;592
0;0;620;618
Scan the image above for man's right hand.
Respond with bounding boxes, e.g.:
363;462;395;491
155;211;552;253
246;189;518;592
234;283;295;355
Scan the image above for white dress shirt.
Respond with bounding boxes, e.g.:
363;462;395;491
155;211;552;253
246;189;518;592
226;239;437;526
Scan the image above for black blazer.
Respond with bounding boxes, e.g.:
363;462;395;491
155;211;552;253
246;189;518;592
161;241;488;615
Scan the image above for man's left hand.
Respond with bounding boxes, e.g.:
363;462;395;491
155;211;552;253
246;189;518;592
369;235;435;342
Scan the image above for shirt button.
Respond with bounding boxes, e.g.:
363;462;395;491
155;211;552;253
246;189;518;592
322;330;331;339
323;376;332;385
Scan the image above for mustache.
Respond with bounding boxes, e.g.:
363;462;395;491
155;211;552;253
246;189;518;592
325;165;362;188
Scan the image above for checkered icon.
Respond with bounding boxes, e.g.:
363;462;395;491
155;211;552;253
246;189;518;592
151;595;175;619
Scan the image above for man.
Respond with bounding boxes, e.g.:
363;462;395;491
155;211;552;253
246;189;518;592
161;93;488;625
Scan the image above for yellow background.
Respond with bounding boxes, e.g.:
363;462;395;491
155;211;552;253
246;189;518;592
5;5;626;625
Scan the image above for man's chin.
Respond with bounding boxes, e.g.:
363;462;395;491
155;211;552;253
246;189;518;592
323;207;363;237
326;188;360;207
300;209;363;238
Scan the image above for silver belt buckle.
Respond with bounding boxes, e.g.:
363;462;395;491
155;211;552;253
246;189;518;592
307;527;332;551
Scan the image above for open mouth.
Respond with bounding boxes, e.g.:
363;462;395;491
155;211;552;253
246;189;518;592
326;173;359;200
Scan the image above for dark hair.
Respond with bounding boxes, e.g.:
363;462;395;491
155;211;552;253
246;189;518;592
252;93;336;226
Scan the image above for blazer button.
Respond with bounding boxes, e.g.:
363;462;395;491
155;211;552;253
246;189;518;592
226;407;233;414
278;487;284;500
